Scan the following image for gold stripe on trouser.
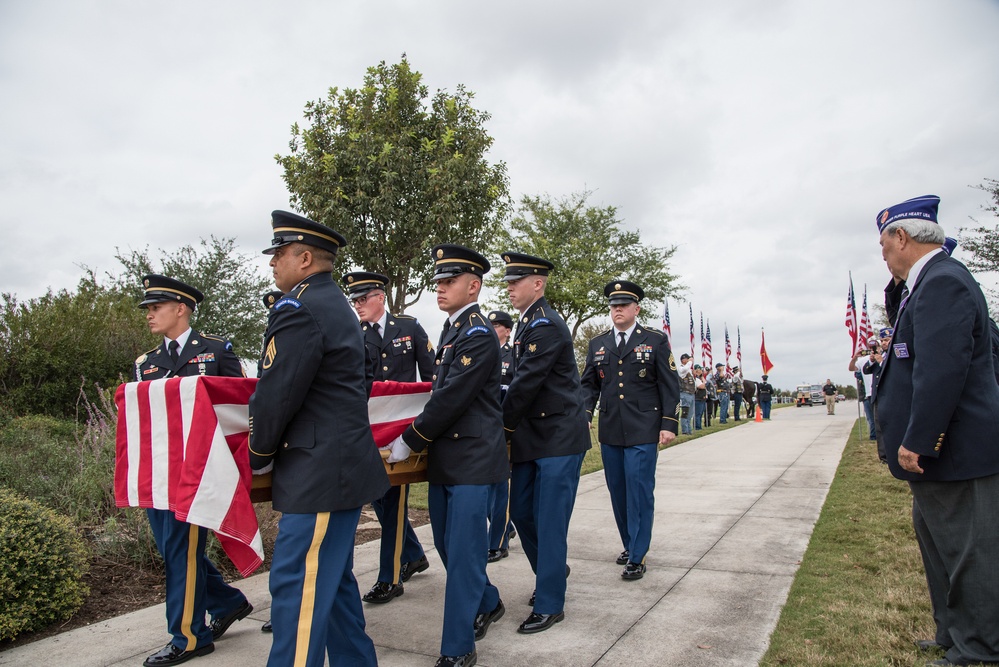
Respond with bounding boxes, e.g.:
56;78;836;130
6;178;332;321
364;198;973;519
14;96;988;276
393;484;408;583
181;523;199;650
295;513;330;667
504;479;511;528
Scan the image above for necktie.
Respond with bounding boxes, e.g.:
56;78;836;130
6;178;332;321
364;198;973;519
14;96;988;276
617;331;627;354
169;340;180;366
895;286;910;325
439;319;451;348
371;322;382;340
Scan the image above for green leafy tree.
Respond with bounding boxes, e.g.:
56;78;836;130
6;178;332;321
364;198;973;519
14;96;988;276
486;191;682;340
276;55;510;313
0;274;147;417
113;236;271;359
956;178;999;307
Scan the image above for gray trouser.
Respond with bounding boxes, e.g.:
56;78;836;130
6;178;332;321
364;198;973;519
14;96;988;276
910;473;999;664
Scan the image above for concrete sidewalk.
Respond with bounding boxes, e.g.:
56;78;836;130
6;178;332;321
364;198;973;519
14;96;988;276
1;405;857;667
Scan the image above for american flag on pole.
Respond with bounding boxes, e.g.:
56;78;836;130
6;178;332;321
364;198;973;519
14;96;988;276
662;301;671;344
704;320;713;369
857;285;871;356
737;326;742;368
115;377;431;577
689;304;695;359
724;325;732;376
699;312;705;366
845;273;858;354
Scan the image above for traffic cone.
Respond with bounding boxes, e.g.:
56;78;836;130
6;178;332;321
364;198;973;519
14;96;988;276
755;403;763;423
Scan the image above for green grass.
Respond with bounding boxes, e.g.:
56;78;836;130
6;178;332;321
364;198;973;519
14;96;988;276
760;420;936;667
408;407;753;509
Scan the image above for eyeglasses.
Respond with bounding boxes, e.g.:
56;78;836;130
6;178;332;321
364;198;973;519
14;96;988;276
350;292;383;306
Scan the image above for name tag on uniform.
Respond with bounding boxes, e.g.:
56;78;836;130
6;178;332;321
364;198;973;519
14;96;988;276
893;343;909;359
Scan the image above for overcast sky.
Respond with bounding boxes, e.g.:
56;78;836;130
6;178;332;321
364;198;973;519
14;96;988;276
3;0;998;390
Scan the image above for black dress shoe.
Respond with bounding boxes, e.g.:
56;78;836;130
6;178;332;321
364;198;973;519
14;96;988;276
616;550;630;565
400;555;430;582
915;639;946;652
143;643;214;667
362;581;404;603
474;600;505;640
487;548;509;563
261;620;272;633
508;527;516;541
434;650;477;667
210;599;253;640
517;611;564;634
622;562;646;580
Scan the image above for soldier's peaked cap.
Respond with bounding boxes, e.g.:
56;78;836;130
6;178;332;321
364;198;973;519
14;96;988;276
604;280;644;305
500;252;554;281
262;210;346;255
138;274;203;310
431;244;490;281
342;272;389;298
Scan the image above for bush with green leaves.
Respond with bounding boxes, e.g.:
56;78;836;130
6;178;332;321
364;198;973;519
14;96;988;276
0;486;90;641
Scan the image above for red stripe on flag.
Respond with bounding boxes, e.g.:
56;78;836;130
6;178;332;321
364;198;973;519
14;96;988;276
114;384;130;506
137;381;153;506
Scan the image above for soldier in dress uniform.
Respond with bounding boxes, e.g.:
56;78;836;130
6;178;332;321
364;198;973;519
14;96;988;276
385;244;509;667
342;271;434;604
730;366;745;421
249;211;389;667
580;281;679;580
500;252;591;635
486;309;515;563
133;275;252;667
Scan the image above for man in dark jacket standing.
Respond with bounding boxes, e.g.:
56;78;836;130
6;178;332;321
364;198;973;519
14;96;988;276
342;271;434;604
388;244;509;667
249;211;389;667
134;275;252;667
580;281;679;580
873;195;999;666
501;252;591;635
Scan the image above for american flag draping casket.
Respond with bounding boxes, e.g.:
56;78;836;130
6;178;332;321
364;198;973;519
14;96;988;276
114;377;431;576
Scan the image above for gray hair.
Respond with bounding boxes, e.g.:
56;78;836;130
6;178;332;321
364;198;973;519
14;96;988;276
883;219;945;245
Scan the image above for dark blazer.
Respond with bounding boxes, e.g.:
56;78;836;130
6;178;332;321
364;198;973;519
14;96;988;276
874;252;999;482
499;342;514;386
248;272;389;513
134;330;244;381
502;297;591;463
401;305;509;486
580;326;680;446
362;314;435;382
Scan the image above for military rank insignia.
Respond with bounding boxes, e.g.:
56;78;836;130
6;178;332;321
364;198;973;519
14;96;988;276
528;343;537;353
461;355;472;366
262;338;277;370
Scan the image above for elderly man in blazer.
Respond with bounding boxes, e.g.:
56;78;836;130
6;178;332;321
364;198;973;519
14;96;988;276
873;195;999;667
580;280;679;580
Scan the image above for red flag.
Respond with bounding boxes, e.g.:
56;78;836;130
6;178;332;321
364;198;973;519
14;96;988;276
724;324;732;376
662;301;672;344
704;320;713;369
115;377;431;577
760;329;774;375
689;304;695;358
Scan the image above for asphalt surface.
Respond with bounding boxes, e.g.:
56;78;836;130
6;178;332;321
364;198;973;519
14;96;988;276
0;403;857;667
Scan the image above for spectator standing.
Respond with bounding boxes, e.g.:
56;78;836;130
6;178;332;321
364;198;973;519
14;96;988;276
703;371;716;426
693;366;707;429
849;343;877;441
822;379;837;415
713;363;731;423
677;354;695;435
730;367;745;421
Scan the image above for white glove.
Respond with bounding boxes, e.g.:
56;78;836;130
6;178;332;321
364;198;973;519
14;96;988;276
252;461;274;476
386;435;412;463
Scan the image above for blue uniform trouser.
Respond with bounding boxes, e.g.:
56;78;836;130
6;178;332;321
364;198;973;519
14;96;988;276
267;510;376;667
486;479;512;551
862;397;876;439
371;483;425;583
732;393;743;420
601;443;657;564
717;393;730;423
428;484;499;657
761;399;772;419
679;392;694;434
146;508;247;651
510;452;584;615
694;400;706;429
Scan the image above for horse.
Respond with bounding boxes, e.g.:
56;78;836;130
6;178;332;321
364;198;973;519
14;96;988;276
742;379;757;418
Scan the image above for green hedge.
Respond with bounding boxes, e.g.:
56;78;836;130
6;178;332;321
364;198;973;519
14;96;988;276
0;487;90;641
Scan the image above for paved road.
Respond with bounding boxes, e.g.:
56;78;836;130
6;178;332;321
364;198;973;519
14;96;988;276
1;404;857;667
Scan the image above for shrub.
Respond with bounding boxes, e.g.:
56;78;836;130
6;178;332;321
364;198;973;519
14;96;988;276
0;487;90;641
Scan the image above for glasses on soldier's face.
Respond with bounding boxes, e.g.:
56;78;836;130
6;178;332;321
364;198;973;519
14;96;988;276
350;292;383;307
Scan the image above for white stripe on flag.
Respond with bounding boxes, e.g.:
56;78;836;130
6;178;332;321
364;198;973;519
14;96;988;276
179;376;198;458
186;415;241;533
125;382;142;507
148;380;171;508
368;391;430;425
214;403;250;437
